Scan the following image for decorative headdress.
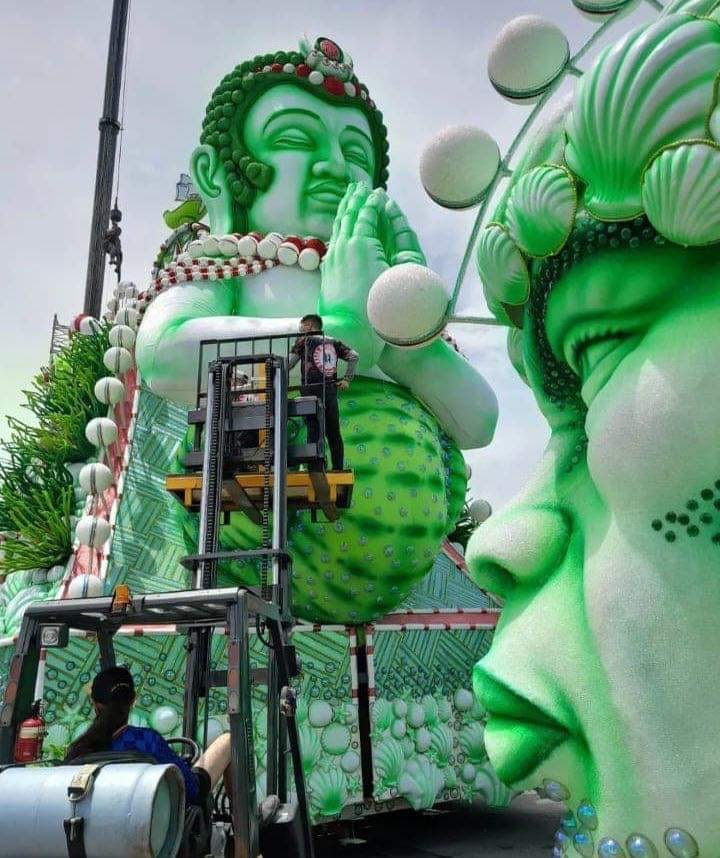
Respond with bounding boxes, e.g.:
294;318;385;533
199;36;389;220
476;11;720;329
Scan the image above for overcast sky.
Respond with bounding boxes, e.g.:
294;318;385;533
0;0;659;510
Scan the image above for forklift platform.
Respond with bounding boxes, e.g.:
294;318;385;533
166;469;354;523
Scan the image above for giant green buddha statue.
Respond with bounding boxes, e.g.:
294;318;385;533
468;6;720;855
136;38;498;624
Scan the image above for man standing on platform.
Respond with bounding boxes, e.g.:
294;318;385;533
289;314;358;472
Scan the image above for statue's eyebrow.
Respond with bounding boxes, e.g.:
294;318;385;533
342;125;373;149
262;108;323;133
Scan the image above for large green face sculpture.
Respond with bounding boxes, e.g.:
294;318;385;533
468;9;720;855
243;85;376;239
135;39;497;623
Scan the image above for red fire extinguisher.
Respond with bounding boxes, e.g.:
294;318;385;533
14;700;46;763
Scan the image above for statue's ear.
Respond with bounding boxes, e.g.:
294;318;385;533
190;144;234;234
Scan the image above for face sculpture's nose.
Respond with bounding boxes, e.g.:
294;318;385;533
311;139;349;183
467;501;572;599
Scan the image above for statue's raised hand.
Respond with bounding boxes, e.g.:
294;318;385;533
319;182;389;370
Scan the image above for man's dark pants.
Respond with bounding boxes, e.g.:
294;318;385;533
303;384;344;471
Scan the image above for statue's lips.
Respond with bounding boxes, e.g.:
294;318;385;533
476;668;570;785
308;182;347;207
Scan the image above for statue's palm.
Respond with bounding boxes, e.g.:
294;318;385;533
319;182;425;370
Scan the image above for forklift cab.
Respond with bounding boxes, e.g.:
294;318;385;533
0;586;314;858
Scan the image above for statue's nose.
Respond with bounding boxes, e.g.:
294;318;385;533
312;141;349;181
466;503;572;598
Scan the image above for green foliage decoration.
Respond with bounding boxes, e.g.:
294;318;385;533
0;325;111;575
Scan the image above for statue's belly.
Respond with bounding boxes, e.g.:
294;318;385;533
200;377;463;623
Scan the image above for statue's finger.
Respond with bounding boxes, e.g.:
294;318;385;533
339;182;370;239
354;190;385;238
331;182;357;245
385;198;426;264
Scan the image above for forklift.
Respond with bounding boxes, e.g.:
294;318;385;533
0;339;352;857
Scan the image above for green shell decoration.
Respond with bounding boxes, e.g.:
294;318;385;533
372;698;393;732
506;165;576;257
437;698;453;723
398;757;445;811
459;722;487;765
421;694;440;727
642;141;720;246
565;15;720;220
299;724;323;776
472;762;514;807
407;701;426;729
476;224;530;324
321;723;351;756
308;768;347;819
373;737;405;788
414;727;432;754
340;750;361;774
400;736;415;759
443;766;458;789
428;723;454;767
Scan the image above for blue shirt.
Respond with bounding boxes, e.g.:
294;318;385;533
111;725;199;804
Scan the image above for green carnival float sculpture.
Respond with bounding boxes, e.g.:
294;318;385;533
135;37;497;624
467;3;720;855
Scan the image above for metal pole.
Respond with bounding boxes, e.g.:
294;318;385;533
83;0;130;318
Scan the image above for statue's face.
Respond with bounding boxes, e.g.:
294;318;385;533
242;84;376;240
469;242;720;846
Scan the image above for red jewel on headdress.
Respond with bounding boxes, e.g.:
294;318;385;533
271;63;283;73
296;64;311;78
319;38;341;60
323;76;345;96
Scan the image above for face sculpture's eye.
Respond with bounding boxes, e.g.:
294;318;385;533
270;127;316;151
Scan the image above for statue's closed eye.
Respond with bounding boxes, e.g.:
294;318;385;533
271;129;315;150
343;143;370;171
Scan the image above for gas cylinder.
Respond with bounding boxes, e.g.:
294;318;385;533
14;701;46;763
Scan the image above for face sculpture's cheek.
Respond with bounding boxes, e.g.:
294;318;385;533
470;243;720;840
242;85;376;240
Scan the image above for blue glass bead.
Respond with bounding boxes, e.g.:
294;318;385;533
598;838;626;857
574;831;594;857
577;800;598;830
625;834;658;858
664;828;699;858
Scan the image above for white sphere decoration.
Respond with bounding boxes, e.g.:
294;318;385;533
367;264;449;347
103;346;134;375
75;515;112;549
85;417;118;448
85;417;117;447
108;324;136;349
79;462;114;495
77;317;101;336
420;126;501;209
469;498;493;524
94;376;125;406
151;706;179;735
488;16;570;100
66;574;105;599
114;308;140;330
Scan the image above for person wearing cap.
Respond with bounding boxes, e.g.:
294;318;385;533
289;313;358;471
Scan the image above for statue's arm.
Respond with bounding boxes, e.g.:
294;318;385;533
378;338;498;449
135;282;299;404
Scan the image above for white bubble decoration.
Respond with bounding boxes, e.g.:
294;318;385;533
75;516;112;549
488;16;570;99
469;498;493;524
85;417;118;448
367;264;449;348
420;125;501;209
78;462;114;495
94;376;125;406
66;574;105;599
103;346;134;375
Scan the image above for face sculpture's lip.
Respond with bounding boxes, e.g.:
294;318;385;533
307;179;348;208
476;667;571;785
